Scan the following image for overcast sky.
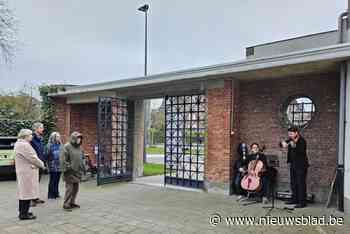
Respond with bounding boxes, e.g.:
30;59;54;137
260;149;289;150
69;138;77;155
0;0;347;97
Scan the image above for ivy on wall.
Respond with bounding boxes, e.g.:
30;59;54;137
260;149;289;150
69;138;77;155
39;85;65;143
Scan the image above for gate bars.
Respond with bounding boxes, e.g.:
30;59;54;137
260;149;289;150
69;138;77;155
97;97;133;185
164;94;206;189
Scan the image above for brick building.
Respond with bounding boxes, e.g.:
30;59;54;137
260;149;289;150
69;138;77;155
49;28;350;213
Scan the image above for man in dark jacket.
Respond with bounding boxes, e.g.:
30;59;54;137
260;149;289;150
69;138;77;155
30;122;46;205
281;126;309;208
60;131;85;211
31;123;46;164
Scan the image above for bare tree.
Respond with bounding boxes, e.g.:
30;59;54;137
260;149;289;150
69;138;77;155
0;0;17;64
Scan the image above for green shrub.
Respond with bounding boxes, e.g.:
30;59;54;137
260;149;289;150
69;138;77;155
0;119;34;137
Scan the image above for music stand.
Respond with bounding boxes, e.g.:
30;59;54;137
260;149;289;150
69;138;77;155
262;155;294;216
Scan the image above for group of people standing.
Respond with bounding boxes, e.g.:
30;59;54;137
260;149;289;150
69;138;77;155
233;126;309;209
14;122;85;220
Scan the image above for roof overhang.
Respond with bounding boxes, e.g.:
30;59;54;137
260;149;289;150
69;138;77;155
50;43;350;100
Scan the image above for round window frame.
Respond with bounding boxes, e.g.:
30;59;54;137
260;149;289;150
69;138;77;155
279;94;317;129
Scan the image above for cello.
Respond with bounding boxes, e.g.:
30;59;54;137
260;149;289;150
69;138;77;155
240;147;266;192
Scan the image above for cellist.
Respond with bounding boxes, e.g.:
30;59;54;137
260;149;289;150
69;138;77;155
247;143;270;204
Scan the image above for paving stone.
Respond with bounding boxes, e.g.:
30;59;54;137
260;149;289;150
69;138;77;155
0;175;349;234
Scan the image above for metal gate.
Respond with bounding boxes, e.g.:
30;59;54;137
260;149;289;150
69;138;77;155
164;94;206;189
97;97;133;185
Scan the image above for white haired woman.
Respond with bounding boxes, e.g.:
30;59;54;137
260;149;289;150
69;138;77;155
14;129;45;220
46;132;62;199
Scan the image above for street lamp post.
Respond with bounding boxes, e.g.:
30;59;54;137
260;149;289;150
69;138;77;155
138;4;149;76
138;4;150;164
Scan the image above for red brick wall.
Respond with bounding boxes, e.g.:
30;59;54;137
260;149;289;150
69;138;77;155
230;80;241;174
69;104;98;163
238;73;339;200
53;98;98;163
53;97;70;143
206;80;236;187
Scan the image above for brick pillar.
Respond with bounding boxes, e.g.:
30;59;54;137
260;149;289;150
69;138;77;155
205;80;239;195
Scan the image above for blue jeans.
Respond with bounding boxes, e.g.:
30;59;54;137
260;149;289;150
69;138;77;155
48;172;61;198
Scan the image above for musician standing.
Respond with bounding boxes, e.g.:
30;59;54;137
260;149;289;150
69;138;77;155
281;126;309;208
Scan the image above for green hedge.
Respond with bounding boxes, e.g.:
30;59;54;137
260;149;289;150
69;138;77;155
0;119;35;137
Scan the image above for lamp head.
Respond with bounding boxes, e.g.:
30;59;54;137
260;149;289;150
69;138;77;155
138;4;149;12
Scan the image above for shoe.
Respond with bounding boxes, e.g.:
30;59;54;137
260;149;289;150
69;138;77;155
256;197;263;203
30;201;37;207
70;204;80;209
19;214;36;220
294;204;307;208
262;197;269;204
63;206;73;212
285;200;297;205
36;199;45;204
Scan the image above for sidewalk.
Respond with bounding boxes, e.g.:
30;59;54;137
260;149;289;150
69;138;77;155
0;175;349;234
146;154;164;164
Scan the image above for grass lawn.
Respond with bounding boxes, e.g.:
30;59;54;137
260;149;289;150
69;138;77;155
143;163;164;176
146;146;164;154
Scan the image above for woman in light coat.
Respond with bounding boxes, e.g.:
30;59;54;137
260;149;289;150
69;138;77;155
14;129;45;220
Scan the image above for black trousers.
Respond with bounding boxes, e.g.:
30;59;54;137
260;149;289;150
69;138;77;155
290;166;308;205
18;200;31;216
48;172;61;198
257;175;270;198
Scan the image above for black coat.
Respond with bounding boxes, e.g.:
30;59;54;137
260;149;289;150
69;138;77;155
234;156;249;174
31;133;46;162
287;136;309;169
